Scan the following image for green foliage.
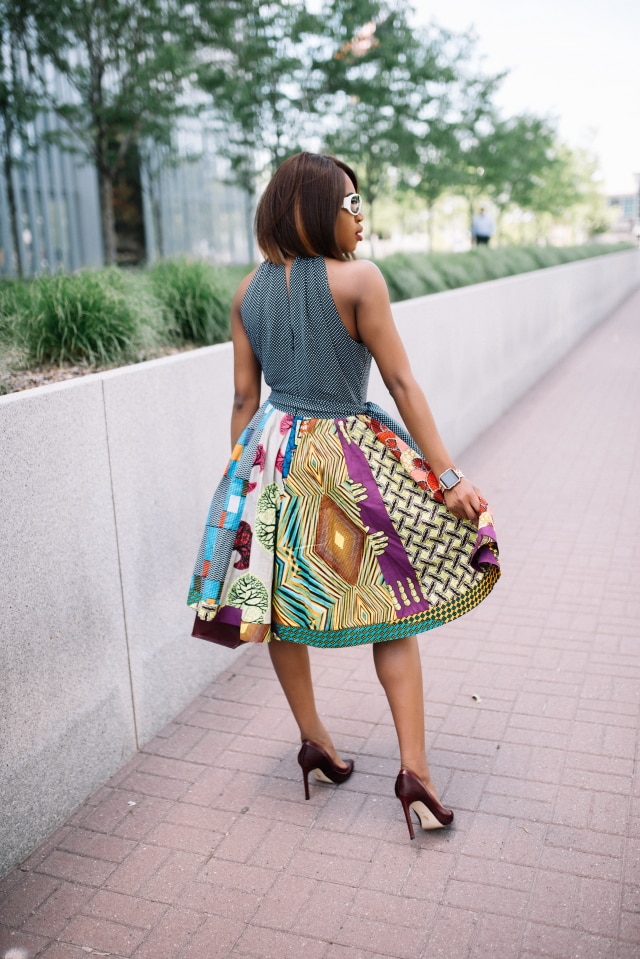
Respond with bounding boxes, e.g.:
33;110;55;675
195;0;325;238
0;280;30;340
1;245;632;387
149;259;235;345
320;5;500;239
375;244;633;302
18;270;146;365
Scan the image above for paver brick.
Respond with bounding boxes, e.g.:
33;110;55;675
58;827;137;862
445;877;529;918
422;906;480;959
40;943;124;959
526;869;579;927
130;906;203;959
522;921;616;959
145;820;223;856
179;879;262;923
36;849;117;887
118;770;192;801
81;888;167;928
469;914;527;959
236;923;329;959
250;873;316;930
181;912;245;959
22;881;94;937
0;872;59;927
137;850;206;903
213;813;273;863
137;753;205;782
60;914;147;955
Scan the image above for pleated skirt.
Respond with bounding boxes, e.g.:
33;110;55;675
187;402;499;647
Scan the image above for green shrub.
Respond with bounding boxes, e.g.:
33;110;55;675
1;244;632;384
18;270;143;365
376;243;634;302
0;280;30;344
149;258;234;345
377;254;448;297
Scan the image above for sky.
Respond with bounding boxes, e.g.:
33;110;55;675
414;0;640;194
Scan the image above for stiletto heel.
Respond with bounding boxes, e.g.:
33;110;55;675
395;769;454;839
297;740;354;800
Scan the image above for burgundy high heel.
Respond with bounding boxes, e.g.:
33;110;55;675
297;740;354;800
395;769;454;840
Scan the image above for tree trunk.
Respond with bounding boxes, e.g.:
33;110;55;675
145;165;164;260
98;166;116;265
3;147;23;278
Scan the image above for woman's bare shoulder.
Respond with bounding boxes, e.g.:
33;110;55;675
326;257;386;288
232;265;261;308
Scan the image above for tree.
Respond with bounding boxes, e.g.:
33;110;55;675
316;4;496;249
30;0;200;264
438;71;504;231
0;0;43;276
477;115;567;232
196;0;318;258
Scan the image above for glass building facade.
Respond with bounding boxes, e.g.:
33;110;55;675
1;115;253;277
0;111;103;277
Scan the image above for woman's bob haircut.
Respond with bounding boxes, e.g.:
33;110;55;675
255;152;359;263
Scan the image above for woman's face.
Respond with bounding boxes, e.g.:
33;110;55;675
335;173;364;255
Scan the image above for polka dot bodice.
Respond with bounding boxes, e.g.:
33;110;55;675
240;256;372;417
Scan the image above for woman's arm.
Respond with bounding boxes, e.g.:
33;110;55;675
352;261;484;521
230;275;262;448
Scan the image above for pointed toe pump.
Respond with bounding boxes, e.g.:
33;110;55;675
395;769;454;840
297;740;354;800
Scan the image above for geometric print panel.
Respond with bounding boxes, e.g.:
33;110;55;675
351;418;482;605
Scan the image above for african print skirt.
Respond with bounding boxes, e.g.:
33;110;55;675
187;401;500;648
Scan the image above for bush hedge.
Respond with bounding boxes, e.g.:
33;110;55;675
375;243;633;302
0;243;633;378
148;258;234;346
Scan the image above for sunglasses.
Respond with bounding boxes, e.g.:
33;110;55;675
342;193;363;216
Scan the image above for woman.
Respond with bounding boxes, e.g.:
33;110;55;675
188;152;499;840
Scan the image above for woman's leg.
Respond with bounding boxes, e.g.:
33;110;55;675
268;639;349;769
372;635;441;798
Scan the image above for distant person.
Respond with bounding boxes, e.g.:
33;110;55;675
471;207;495;246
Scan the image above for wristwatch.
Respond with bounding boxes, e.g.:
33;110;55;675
439;467;464;492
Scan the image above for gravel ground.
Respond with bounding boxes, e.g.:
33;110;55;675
0;345;196;396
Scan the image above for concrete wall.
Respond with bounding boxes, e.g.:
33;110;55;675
1;248;638;875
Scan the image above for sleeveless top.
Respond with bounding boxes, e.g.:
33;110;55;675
241;255;416;445
241;256;372;417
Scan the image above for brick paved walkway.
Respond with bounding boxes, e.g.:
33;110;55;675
1;289;639;959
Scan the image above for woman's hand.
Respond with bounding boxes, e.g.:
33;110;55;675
442;478;487;522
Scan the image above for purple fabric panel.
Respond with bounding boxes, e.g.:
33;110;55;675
471;522;500;570
212;606;243;626
472;543;500;569
191;608;243;648
337;423;430;617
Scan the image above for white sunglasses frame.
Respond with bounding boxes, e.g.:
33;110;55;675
342;193;363;216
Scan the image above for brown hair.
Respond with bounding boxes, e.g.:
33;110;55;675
255;152;359;263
